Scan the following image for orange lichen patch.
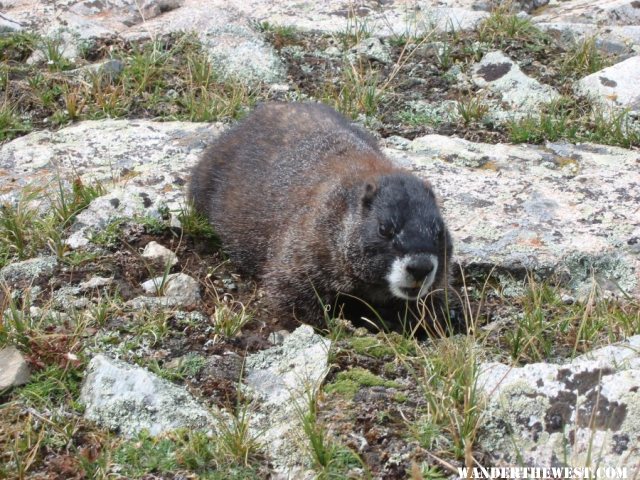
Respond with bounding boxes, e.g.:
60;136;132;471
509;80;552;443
479;160;500;171
522;236;544;247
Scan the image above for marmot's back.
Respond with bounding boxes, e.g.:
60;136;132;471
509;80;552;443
189;102;394;274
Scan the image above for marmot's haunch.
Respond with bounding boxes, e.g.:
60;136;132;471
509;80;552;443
189;102;454;331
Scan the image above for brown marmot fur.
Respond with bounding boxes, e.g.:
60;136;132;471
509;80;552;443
189;102;454;331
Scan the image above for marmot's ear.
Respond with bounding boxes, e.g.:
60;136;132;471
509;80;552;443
362;182;377;208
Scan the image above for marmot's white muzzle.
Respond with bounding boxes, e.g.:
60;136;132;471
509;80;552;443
386;254;439;300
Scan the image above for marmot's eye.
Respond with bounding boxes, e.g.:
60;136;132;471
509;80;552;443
378;223;394;239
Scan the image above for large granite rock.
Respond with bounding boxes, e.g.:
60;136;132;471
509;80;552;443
535;0;640;26
535;0;640;52
0;120;220;227
478;336;640;468
0;120;219;193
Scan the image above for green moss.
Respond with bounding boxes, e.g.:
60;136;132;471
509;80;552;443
325;367;400;398
348;332;416;359
19;364;84;410
393;392;408;403
114;429;263;478
349;336;394;358
90;218;125;247
0;32;38;62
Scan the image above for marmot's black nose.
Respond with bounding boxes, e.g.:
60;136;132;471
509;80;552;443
406;257;434;281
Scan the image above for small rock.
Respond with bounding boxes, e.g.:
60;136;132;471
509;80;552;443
200;352;244;382
78;276;114;291
221;278;237;291
513;0;549;13
80;354;216;437
561;294;575;305
70;59;125;82
350;37;391;64
244;325;331;475
140;272;201;306
472;50;560;120
0;346;30;389
0;256;57;289
142;241;179;268
53;285;91;310
576;55;640;115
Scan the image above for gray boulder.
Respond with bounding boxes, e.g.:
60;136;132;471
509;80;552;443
79;354;216;437
478;336;640;468
245;325;331;476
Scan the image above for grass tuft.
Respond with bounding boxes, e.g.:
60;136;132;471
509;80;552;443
299;386;367;478
560;36;611;78
507;97;640;147
477;4;548;49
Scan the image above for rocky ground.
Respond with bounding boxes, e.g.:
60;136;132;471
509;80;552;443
1;0;640;478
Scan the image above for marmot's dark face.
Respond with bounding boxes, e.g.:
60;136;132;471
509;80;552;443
347;174;452;302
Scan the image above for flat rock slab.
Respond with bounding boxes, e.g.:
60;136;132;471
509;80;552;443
3;1;281;85
478;336;640;468
388;135;640;297
537;22;640;54
4;0;489;42
243;4;489;36
245;325;331;476
535;0;640;26
576;55;640;114
0;119;220;198
79;354;216;437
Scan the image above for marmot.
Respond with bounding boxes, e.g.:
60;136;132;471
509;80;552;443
189;102;454;331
